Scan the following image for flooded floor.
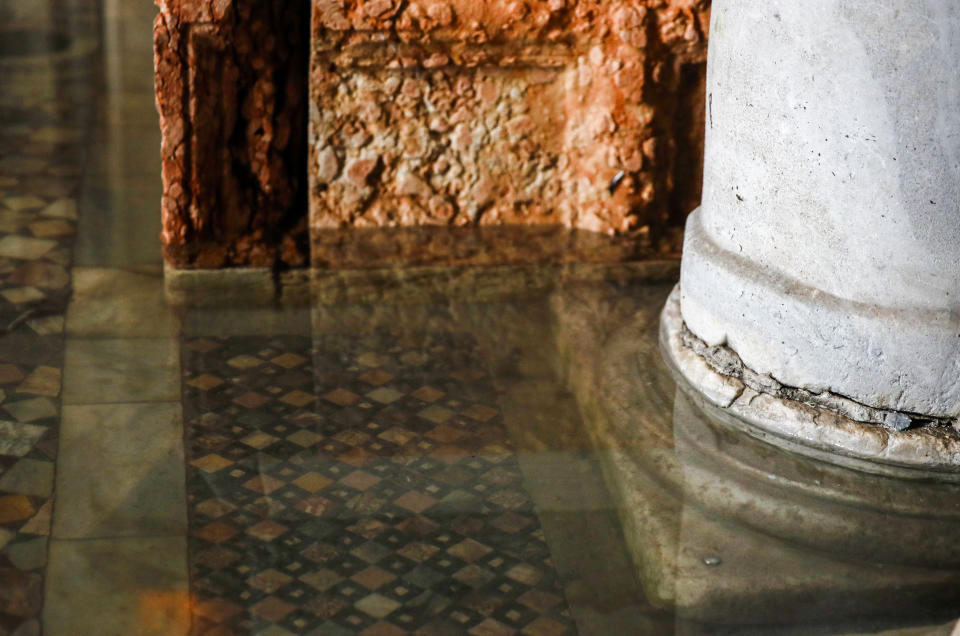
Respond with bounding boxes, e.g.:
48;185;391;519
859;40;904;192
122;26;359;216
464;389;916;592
1;1;960;635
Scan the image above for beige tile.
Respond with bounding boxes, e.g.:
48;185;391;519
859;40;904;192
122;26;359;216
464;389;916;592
2;398;57;423
0;235;56;259
0;420;46;457
73;182;162;267
26;314;64;335
16;365;61;397
63;339;179;404
53;403;187;539
54;403;186;539
30;219;75;238
0;458;54;498
1;286;45;304
66;267;178;337
4;536;47;571
179;305;310;336
2;195;45;211
45;536;189;636
39;198;77;220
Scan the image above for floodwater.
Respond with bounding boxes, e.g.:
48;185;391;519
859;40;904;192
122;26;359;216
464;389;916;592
0;1;958;634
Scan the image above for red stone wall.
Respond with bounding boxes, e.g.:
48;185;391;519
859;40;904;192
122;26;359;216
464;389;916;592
154;0;310;268
309;0;710;267
155;0;709;269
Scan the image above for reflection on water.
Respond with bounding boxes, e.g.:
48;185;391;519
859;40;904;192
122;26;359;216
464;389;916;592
173;273;960;634
0;30;72;57
311;226;658;270
553;279;960;635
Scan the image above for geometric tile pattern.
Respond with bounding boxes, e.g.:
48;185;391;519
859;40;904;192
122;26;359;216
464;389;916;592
0;5;97;630
182;333;575;635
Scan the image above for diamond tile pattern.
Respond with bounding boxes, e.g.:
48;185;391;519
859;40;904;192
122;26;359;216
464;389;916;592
0;2;98;630
182;333;574;635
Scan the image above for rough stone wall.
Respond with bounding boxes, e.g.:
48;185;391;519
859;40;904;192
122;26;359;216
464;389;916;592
154;0;309;268
155;0;709;269
309;0;709;267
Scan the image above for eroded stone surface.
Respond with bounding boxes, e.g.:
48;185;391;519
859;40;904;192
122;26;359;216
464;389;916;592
309;0;709;266
154;0;310;268
661;286;960;476
156;0;709;269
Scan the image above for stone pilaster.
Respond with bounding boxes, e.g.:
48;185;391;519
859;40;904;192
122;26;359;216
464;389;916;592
154;0;310;268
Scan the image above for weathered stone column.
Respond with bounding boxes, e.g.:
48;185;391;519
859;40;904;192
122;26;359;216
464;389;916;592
663;1;960;471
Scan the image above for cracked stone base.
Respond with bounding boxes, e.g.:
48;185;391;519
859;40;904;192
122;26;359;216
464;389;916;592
660;285;960;479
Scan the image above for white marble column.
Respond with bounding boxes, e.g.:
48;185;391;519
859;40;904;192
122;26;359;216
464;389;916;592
663;0;960;468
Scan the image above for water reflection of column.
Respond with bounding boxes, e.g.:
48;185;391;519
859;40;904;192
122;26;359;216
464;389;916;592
669;386;960;629
666;0;960;465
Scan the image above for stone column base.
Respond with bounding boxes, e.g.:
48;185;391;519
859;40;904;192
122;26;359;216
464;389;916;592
660;285;960;479
555;283;960;627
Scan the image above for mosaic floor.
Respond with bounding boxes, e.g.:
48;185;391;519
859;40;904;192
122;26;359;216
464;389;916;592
0;3;660;634
0;1;98;631
183;332;573;635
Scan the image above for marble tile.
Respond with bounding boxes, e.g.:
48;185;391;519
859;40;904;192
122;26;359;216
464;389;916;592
3;536;48;571
0;334;63;377
1;195;46;212
0;458;54;498
19;501;51;536
0;567;43;624
62;339;179;404
9;260;70;290
66;267;178;337
25;314;64;336
0;4;100;634
29;219;75;238
54;402;186;538
44;536;189;636
180;306;311;337
15;365;61;397
0;494;37;524
0;236;56;260
1;286;45;304
0;421;47;456
39;198;77;221
73;182;162;267
84;134;160;178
